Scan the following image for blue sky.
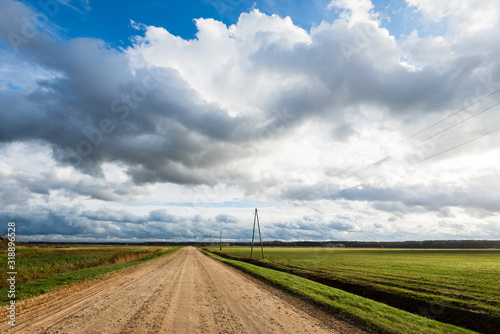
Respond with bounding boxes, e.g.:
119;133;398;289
1;0;500;242
18;0;434;46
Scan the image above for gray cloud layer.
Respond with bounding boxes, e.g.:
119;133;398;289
2;0;498;186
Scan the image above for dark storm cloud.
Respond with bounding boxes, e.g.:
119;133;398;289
1;211;89;236
2;0;499;191
81;208;146;224
342;179;500;216
0;0;256;186
0;177;35;204
284;172;500;217
328;220;357;231
1;62;250;184
1;163;141;202
248;20;492;124
215;213;239;224
0;204;359;242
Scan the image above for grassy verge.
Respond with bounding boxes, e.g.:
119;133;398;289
0;244;173;286
202;249;476;334
210;247;499;333
0;247;179;305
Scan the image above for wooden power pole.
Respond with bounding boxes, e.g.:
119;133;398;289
250;208;264;259
220;229;222;251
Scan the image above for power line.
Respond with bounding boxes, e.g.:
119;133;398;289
290;92;500;201
327;125;500;200
394;88;500;146
373;100;500;164
407;126;500;168
322;99;500;194
358;88;500;167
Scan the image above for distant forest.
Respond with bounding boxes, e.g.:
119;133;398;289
8;239;500;249
153;240;500;249
240;240;500;249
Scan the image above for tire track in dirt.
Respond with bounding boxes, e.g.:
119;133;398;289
160;249;200;333
195;254;265;333
120;249;189;334
1;247;366;334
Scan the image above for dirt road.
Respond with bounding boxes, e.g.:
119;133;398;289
2;247;365;333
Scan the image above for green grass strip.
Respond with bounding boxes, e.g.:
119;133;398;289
202;249;477;334
1;247;180;305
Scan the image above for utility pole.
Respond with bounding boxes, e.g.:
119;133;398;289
250;208;264;259
210;233;212;247
220;229;222;251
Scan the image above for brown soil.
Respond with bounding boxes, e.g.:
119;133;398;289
1;247;366;333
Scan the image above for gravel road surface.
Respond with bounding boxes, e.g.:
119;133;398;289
1;247;366;333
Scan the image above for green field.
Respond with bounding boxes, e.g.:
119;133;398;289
0;243;179;303
203;250;476;334
209;247;500;333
